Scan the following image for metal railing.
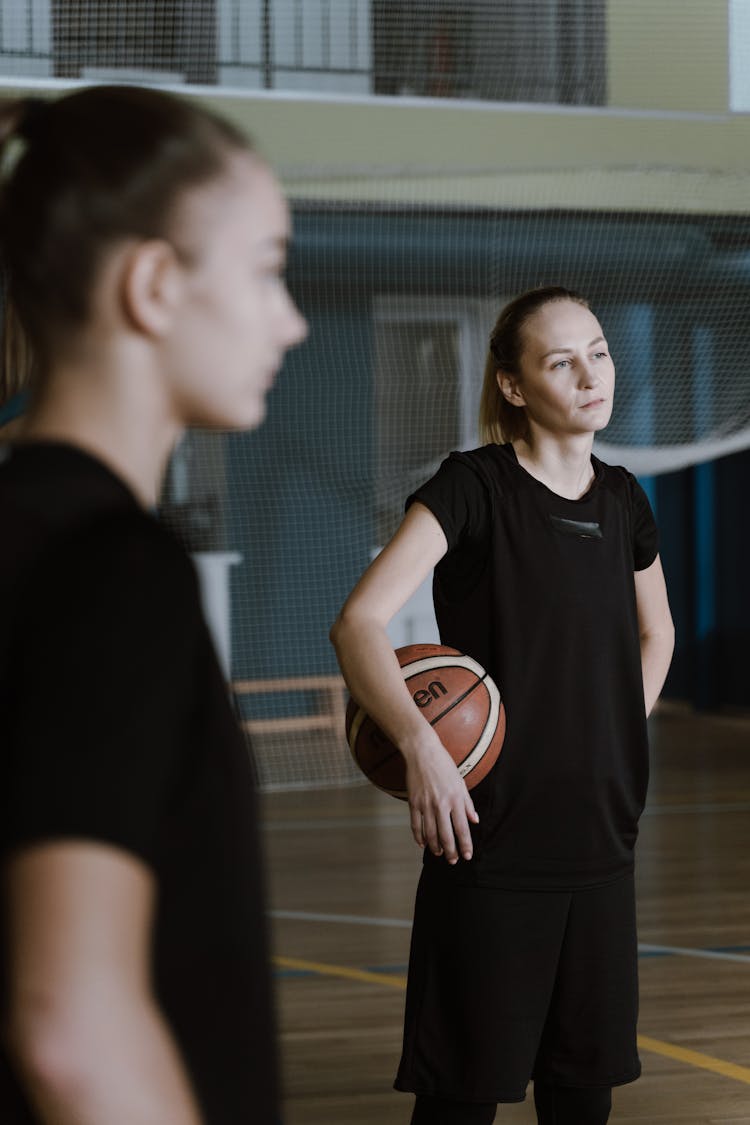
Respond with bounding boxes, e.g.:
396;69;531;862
0;0;605;107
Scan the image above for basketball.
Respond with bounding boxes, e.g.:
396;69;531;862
345;643;506;800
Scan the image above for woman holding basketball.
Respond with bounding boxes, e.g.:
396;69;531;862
0;88;306;1123
331;286;674;1125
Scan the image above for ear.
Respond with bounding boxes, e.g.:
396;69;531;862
496;368;525;407
120;239;184;338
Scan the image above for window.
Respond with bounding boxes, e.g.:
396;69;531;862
372;0;606;105
372;297;492;543
52;1;217;84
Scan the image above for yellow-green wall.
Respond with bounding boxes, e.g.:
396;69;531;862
3;0;746;214
208;0;743;213
209;90;750;213
607;0;729;112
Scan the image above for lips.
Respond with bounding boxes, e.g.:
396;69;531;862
580;398;606;409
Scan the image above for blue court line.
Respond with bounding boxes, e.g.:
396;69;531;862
639;943;750;959
271;910;750;966
275;945;750;981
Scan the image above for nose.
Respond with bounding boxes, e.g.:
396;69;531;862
579;359;600;389
283;291;309;350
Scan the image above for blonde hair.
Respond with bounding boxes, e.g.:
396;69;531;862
478;286;590;445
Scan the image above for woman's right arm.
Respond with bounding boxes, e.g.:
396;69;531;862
330;502;478;864
4;841;204;1125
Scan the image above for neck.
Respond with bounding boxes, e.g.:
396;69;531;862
22;347;181;508
512;429;596;500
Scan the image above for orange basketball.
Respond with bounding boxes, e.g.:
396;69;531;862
345;643;506;800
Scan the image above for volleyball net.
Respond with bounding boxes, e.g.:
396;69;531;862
1;2;749;787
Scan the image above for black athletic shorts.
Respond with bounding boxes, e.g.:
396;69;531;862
394;867;641;1103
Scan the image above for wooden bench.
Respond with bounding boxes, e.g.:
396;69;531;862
232;675;348;736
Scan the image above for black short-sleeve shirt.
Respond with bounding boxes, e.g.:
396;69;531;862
407;442;659;891
0;442;278;1124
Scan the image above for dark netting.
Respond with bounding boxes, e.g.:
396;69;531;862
0;2;746;786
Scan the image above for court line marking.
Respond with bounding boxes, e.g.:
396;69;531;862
636;1035;750;1086
272;956;750;1088
274;956;408;990
638;942;750;965
641;801;750;816
271;910;750;965
264;801;750;832
264;815;407;831
272;909;411;928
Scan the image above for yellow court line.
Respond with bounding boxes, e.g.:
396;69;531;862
275;956;750;1088
275;955;407;991
636;1035;750;1086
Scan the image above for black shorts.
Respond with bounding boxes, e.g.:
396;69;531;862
394;868;640;1103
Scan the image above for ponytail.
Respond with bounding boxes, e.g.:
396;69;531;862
0;293;36;413
0;86;252;401
0;98;48;414
478;286;590;445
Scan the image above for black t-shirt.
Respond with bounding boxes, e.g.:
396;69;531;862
407;442;659;891
0;443;278;1124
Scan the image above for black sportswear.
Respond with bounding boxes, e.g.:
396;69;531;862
406;443;658;890
0;442;278;1124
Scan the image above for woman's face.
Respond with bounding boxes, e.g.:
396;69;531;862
500;299;615;439
163;153;308;430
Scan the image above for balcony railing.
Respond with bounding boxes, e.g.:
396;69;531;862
0;1;605;108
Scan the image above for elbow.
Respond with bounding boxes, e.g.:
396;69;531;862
329;611;346;652
666;619;676;654
641;614;675;648
329;603;362;650
329;612;343;649
330;603;381;656
640;619;675;663
661;618;676;656
6;1003;98;1108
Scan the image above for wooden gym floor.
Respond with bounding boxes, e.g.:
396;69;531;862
262;707;750;1124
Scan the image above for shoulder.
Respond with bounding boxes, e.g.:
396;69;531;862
595;458;659;567
24;509;200;627
449;443;511;471
44;506;189;571
595;457;647;505
415;443;519;510
447;442;518;497
415;445;507;503
408;446;510;549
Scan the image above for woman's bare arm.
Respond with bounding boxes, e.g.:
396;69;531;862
634;554;675;716
330;502;478;863
3;841;203;1125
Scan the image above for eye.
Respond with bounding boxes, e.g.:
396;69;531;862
552;358;571;369
593;351;608;360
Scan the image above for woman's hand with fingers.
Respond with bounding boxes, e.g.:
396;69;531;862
404;736;479;864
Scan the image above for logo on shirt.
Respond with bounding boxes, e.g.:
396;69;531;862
549;515;603;540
